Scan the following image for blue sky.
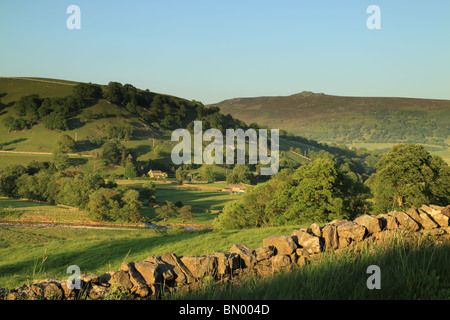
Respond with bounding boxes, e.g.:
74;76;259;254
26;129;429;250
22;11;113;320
1;0;449;104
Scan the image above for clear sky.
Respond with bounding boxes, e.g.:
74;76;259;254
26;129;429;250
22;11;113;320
1;0;449;104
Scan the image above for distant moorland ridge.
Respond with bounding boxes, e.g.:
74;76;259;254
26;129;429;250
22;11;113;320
210;91;450;147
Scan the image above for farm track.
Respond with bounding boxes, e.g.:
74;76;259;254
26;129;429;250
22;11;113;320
0;77;76;86
0;150;93;157
0;221;142;231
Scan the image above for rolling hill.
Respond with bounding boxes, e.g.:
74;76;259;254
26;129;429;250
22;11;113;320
210;91;450;163
0;77;317;178
0;77;170;176
1;77;417;186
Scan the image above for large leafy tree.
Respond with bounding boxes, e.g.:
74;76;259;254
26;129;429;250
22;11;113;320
101;140;128;165
226;164;254;185
216;158;369;229
54;134;76;153
72;83;102;100
266;158;355;224
367;144;450;213
155;201;178;221
104;82;124;105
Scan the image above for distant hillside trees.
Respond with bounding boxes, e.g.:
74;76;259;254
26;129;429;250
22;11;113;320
72;82;103;100
102;81;247;132
106;121;134;140
226;164;255;185
3;81;249;148
104;82;125;105
42;112;68;131
3;92;86;132
303;109;450;146
367;144;450;213
2;116;30;132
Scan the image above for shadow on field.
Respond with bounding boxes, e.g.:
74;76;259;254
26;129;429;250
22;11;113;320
0;138;28;149
0;228;212;286
155;189;234;211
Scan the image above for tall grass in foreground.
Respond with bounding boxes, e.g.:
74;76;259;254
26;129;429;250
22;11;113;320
171;233;450;300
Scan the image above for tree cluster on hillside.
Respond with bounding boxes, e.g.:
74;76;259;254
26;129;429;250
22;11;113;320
2;83;102;132
302;109;450;146
102;81;247;133
279;131;382;175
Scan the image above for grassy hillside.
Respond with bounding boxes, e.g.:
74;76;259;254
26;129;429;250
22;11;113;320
0;78;170;174
0;78;326;177
211;91;450;156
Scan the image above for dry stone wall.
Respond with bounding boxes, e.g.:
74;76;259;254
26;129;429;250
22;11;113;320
2;204;449;300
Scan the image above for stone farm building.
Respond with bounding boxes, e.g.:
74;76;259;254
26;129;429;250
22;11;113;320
148;170;168;179
221;184;248;194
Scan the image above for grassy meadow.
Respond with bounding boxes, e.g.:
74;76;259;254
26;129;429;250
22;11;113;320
113;180;242;226
0;177;243;228
0;183;245;289
0;222;304;289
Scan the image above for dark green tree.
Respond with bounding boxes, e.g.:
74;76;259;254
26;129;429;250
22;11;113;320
226;164;254;185
178;205;194;221
367;144;450;213
55;134;76;153
139;181;156;205
155;201;178;221
87;188;119;221
124;162;137;180
200;165;216;183
0;164;27;197
52;152;70;171
101;140;128;165
175;166;188;183
104;82;124;105
73;83;102;100
42;113;68;131
120;189;142;223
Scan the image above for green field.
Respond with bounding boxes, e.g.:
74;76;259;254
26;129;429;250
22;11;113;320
0;195;301;290
0;198;127;227
112;180;242;226
0;223;304;289
142;188;240;225
0;175;243;228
